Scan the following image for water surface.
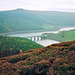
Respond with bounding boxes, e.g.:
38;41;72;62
8;27;75;46
35;39;60;46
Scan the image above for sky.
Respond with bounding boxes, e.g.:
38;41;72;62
0;0;75;12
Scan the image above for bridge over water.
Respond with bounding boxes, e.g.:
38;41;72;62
28;36;42;41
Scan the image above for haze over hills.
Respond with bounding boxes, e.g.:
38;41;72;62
48;8;75;12
0;8;75;33
0;8;75;75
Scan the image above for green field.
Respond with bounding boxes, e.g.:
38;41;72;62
42;30;75;42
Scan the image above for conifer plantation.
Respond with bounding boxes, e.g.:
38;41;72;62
0;35;43;58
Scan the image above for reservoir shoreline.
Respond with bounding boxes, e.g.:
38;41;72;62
1;27;75;46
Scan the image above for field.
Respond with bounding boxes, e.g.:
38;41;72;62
42;30;75;42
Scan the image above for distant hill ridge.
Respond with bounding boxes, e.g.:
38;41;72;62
0;8;75;33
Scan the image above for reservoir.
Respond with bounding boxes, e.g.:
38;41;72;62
7;31;59;46
7;27;75;46
35;39;60;46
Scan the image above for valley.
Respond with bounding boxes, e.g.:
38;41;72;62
6;27;75;46
0;8;75;75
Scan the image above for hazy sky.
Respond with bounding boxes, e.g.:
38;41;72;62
0;0;75;12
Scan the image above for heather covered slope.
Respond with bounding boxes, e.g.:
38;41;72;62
0;9;75;33
0;40;75;75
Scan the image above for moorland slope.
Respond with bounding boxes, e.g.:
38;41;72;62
0;40;75;75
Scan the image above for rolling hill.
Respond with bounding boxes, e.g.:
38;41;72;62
0;40;75;75
0;8;75;33
0;35;43;58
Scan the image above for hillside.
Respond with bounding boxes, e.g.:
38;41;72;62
42;29;75;42
0;40;75;75
0;36;43;58
0;8;75;33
